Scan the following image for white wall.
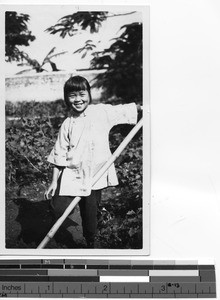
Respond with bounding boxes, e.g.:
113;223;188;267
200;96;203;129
5;71;103;102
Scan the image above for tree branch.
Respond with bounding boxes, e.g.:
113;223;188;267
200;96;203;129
107;11;137;18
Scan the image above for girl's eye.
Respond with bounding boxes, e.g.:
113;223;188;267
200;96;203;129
68;92;86;97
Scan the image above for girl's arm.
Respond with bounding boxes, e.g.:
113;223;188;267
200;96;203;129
44;165;63;200
102;103;143;128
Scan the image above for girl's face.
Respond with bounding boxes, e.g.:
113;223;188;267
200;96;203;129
67;90;90;114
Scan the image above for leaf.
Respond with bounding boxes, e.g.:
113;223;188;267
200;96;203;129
81;52;87;59
126;210;135;216
128;228;136;237
45;46;56;58
48;50;68;59
15;68;34;75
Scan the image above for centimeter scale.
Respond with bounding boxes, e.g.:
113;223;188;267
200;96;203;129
0;259;216;298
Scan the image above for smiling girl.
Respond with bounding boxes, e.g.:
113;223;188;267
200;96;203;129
45;75;141;248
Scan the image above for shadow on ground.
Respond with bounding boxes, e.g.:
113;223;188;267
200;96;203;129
6;197;86;249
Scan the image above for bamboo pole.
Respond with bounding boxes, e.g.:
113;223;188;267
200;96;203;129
37;118;143;249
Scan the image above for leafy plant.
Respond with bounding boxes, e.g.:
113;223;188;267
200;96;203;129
73;40;97;59
16;47;67;74
5;115;64;195
91;22;142;102
97;206;142;249
6;100;66;118
46;12;109;37
5;11;35;62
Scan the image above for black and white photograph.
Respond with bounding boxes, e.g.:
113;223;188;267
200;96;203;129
3;5;150;255
2;0;220;296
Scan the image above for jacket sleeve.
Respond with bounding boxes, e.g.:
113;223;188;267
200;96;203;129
102;103;138;129
47;118;70;167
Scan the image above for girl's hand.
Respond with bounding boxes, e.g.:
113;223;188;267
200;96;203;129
137;104;143;121
44;182;57;200
137;104;143;112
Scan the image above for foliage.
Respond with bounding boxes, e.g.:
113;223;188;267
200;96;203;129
73;40;97;59
97;207;142;249
46;11;142;103
46;12;108;37
6;115;63;195
5;11;35;62
91;22;142;102
6;100;66;118
16;47;67;74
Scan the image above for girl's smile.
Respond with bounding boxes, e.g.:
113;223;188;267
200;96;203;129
68;90;90;113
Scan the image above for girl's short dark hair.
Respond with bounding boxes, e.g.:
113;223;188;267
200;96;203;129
64;75;92;107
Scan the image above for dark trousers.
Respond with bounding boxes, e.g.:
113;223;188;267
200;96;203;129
50;173;101;243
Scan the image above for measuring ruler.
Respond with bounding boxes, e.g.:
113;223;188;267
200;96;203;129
0;259;216;298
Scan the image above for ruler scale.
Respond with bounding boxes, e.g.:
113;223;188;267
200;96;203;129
0;260;216;298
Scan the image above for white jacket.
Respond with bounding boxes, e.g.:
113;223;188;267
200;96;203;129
47;103;137;196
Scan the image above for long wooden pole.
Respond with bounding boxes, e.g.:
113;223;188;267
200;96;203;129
37;118;143;249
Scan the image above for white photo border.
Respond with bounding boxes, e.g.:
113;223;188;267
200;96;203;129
1;4;150;256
